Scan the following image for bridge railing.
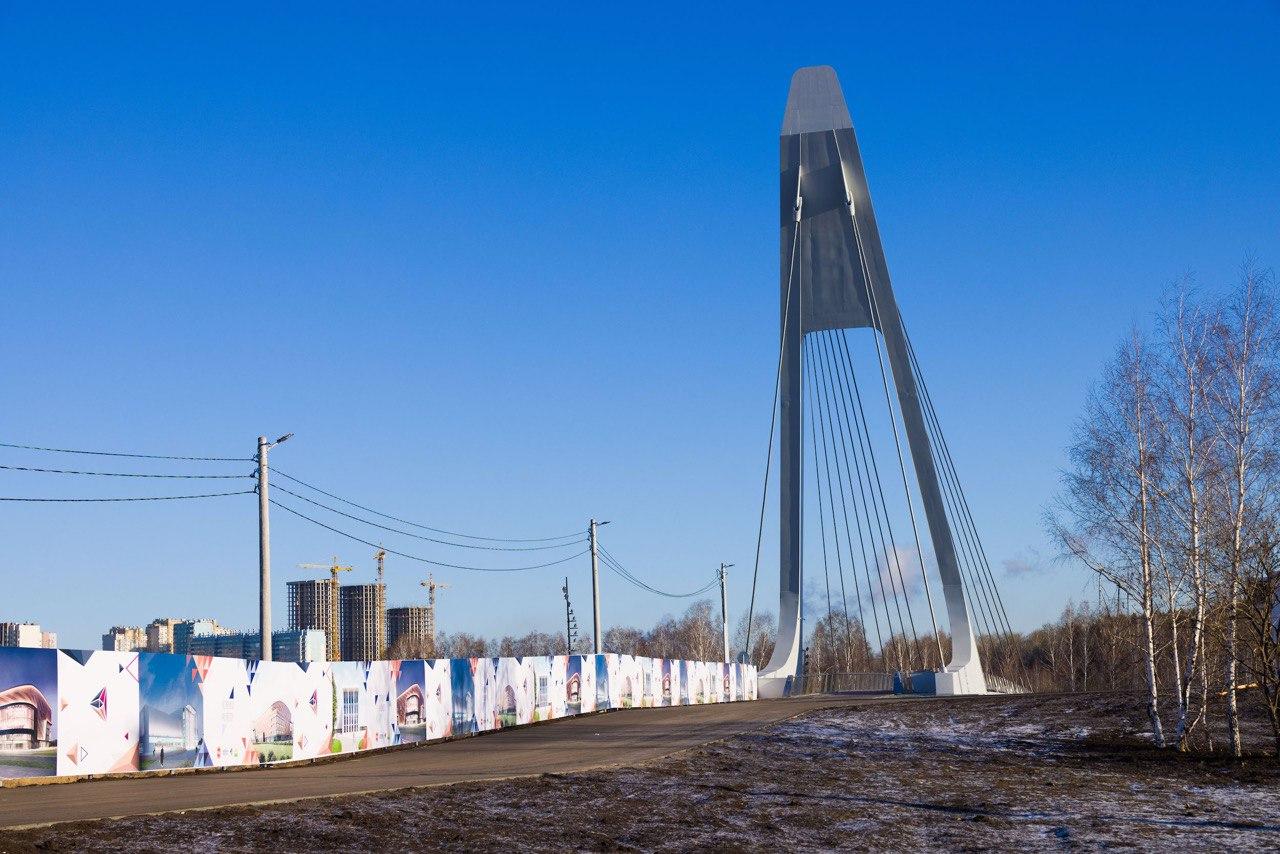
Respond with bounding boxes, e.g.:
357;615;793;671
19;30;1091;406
799;671;896;695
984;674;1031;694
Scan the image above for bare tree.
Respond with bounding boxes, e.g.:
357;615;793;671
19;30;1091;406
1049;329;1167;746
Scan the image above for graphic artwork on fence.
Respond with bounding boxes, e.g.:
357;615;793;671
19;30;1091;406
0;648;756;782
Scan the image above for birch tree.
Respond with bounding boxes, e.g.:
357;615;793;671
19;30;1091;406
1050;330;1167;746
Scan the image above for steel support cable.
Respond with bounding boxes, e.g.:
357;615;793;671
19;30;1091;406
901;331;1019;639
745;141;806;661
848;286;946;667
812;330;888;665
0;490;254;502
829;133;945;669
270;499;590;572
829;330;924;671
0;441;248;462
269;484;587;552
804;343;836;635
903;336;1033;689
808;335;860;660
269;468;581;544
819;331;908;671
0;464;248;479
903;334;1026;658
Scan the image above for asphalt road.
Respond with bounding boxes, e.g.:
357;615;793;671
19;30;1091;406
0;695;880;829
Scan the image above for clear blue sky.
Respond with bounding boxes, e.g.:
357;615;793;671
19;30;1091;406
2;4;1277;651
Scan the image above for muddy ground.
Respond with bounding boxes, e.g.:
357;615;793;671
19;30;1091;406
2;692;1277;852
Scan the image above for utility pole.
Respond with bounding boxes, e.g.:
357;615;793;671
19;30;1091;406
588;518;604;654
562;577;578;653
255;432;292;661
719;562;734;663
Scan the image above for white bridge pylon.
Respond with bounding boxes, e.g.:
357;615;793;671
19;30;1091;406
758;66;986;697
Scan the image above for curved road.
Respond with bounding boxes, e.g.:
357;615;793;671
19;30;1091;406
0;695;879;829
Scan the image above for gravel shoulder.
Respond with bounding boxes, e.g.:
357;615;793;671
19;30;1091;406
1;692;1277;852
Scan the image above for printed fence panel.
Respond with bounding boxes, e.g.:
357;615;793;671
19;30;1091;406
1;646;756;782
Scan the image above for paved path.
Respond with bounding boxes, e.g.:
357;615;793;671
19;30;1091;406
0;695;887;828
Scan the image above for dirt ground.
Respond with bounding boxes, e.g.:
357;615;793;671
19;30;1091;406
2;692;1277;852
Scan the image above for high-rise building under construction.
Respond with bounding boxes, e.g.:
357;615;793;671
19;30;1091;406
387;605;430;655
339;582;385;662
287;579;338;658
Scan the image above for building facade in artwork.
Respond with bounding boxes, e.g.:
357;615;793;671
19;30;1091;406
339;583;386;662
0;684;54;750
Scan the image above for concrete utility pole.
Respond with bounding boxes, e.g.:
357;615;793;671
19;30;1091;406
719;563;734;663
256;433;291;661
588;519;602;654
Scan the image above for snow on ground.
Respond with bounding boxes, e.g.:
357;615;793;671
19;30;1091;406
1;693;1277;852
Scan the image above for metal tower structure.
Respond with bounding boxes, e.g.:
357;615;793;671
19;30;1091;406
758;66;986;697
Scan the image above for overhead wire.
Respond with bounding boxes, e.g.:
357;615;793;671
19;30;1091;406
270;467;582;544
0;464;248;479
270;498;589;572
0;490;255;502
596;546;719;599
269;483;587;552
0;441;248;461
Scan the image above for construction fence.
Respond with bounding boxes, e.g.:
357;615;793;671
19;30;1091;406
0;646;757;781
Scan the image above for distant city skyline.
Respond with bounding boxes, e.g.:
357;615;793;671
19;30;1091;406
2;4;1278;650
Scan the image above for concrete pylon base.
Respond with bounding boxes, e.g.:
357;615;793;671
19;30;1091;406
935;656;988;695
757;675;793;698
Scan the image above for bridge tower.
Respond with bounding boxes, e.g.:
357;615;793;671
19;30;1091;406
758;66;986;697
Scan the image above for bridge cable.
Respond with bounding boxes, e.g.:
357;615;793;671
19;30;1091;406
812;331;889;669
744;138;806;663
269;499;589;572
830;330;924;670
804;342;837;648
901;329;1017;640
904;331;1030;683
820;330;912;670
809;335;866;666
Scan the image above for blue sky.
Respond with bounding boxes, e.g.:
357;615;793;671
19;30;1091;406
2;4;1277;651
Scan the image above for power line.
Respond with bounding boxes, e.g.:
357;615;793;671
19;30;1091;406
269;498;589;572
270;483;587;552
0;490;254;502
597;546;718;599
0;464;249;479
271;468;582;544
0;441;248;462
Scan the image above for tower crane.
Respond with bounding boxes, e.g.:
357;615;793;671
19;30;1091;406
421;573;451;641
298;556;352;661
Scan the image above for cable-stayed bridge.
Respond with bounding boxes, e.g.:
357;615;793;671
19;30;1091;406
0;66;1020;696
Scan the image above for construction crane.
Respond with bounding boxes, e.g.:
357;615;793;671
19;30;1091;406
374;548;386;585
298;556;352;661
421;573;451;641
373;547;388;658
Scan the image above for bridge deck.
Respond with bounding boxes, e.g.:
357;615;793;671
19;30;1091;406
0;695;905;829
